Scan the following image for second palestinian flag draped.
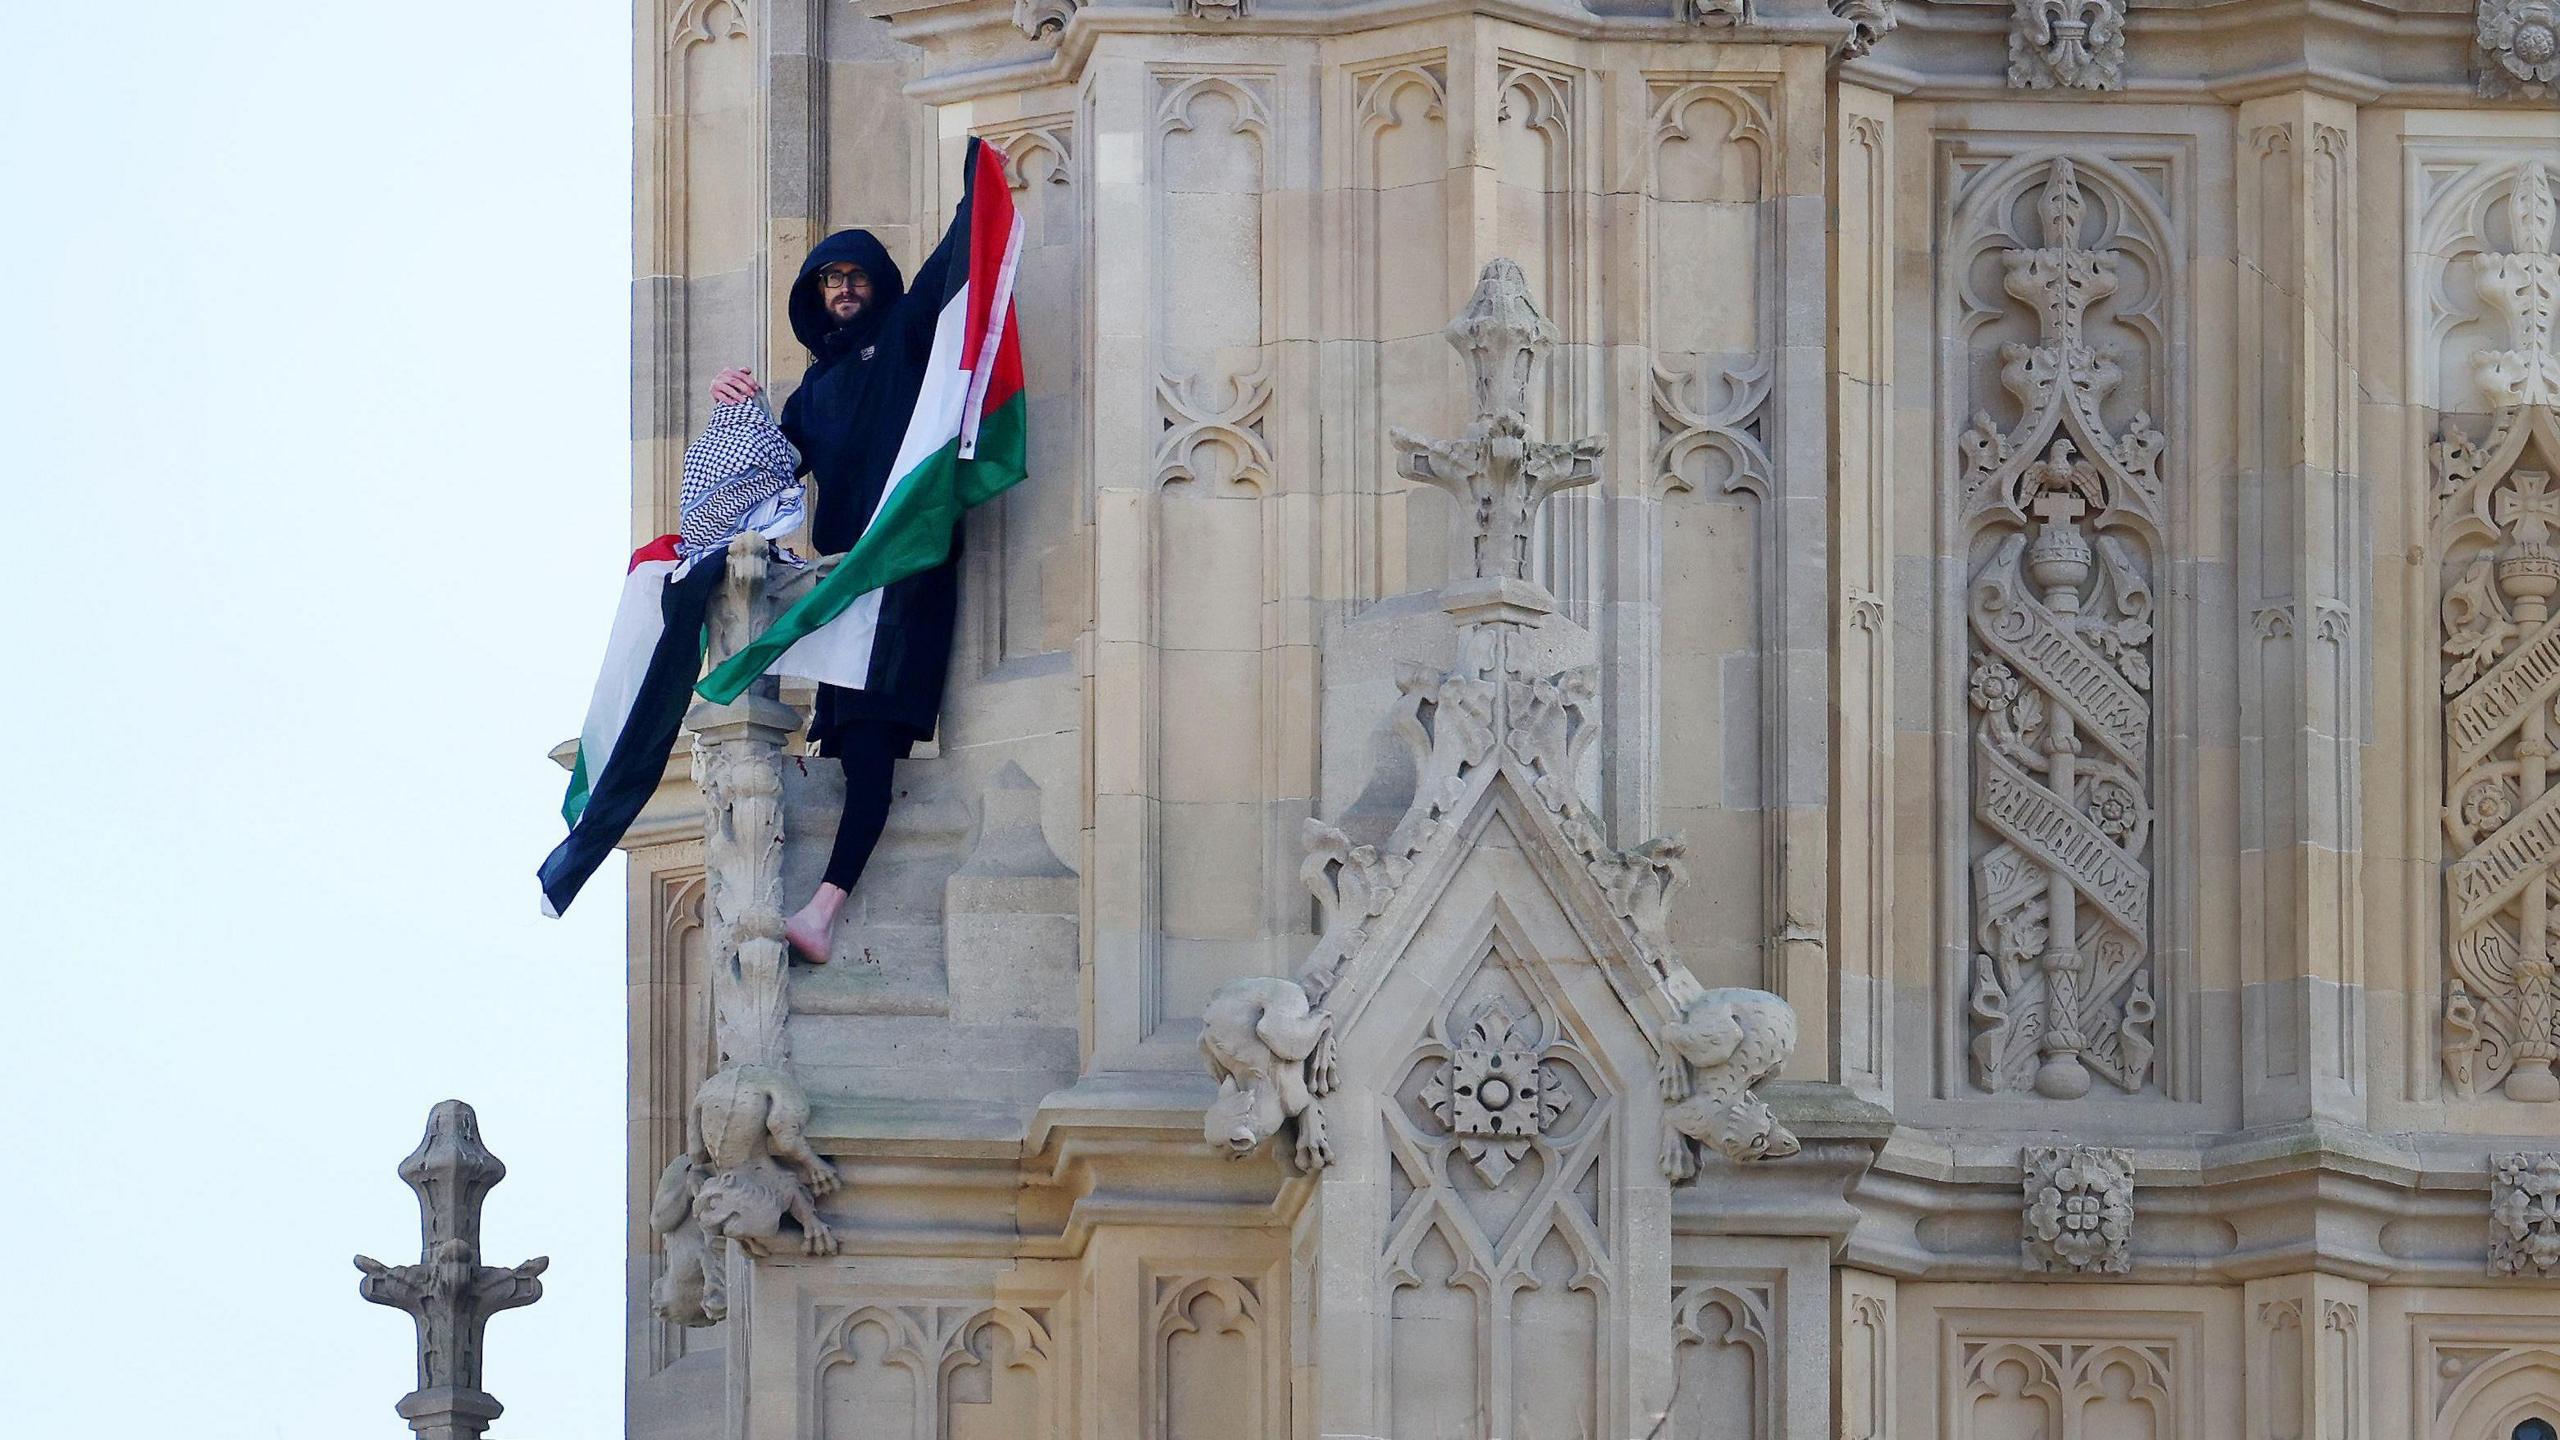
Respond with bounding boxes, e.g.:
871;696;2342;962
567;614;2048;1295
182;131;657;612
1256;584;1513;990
697;136;1029;705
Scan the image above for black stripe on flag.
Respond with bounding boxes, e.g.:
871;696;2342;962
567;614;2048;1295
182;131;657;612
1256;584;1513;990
538;550;726;917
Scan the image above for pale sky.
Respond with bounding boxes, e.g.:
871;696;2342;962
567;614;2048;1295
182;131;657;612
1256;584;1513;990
4;6;635;1434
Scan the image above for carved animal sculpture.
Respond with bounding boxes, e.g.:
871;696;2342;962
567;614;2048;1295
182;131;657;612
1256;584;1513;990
1658;986;1800;1179
687;1064;842;1258
1200;976;1337;1171
648;1153;721;1326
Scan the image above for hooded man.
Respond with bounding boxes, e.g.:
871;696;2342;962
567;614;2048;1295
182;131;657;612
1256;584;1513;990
711;226;962;964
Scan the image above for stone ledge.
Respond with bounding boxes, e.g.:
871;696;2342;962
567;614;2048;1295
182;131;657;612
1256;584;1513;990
1846;1125;2527;1285
806;1096;1030;1157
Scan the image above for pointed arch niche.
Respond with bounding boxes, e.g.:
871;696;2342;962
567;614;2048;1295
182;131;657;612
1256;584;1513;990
1930;141;2194;1112
1298;771;1686;1440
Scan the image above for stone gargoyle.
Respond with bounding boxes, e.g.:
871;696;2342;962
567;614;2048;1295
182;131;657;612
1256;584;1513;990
648;1151;723;1326
1658;986;1801;1179
650;1063;843;1325
1201;976;1338;1171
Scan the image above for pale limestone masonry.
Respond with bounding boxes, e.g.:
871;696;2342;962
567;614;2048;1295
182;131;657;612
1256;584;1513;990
619;1;2560;1435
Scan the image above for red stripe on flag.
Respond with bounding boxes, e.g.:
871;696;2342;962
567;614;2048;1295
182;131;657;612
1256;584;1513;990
962;139;1012;375
629;534;682;572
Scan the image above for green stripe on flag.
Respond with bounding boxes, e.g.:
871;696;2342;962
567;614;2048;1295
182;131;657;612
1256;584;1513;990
562;750;591;828
696;391;1028;704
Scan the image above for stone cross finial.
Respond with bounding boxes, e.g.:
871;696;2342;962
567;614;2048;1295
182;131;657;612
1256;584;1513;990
2498;468;2560;549
1448;258;1554;430
1391;259;1603;604
355;1101;548;1440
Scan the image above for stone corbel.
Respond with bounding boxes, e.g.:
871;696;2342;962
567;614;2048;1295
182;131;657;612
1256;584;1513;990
1680;0;1752;25
1834;0;1895;58
1011;0;1076;40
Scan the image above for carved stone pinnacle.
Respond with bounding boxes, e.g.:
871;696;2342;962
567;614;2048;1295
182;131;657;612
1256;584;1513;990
1390;258;1604;608
355;1100;548;1440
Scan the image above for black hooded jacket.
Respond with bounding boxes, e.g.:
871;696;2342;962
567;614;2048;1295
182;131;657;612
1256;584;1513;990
779;228;962;748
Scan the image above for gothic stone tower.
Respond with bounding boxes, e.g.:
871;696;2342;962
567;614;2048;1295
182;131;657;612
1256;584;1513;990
618;1;2560;1436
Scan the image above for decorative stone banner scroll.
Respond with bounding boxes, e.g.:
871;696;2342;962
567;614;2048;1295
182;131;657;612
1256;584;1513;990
1958;159;2164;1100
2436;404;2560;1103
2437;161;2560;1105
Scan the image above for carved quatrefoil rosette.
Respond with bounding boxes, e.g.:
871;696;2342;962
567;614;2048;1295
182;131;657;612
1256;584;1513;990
2491;1151;2560;1277
2021;1144;2134;1274
1421;1000;1569;1184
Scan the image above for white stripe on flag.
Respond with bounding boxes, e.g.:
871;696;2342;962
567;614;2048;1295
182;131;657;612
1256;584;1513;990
576;557;679;802
773;283;974;690
959;212;1025;460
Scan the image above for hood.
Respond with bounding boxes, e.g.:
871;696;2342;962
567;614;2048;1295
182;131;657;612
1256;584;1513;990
789;229;907;363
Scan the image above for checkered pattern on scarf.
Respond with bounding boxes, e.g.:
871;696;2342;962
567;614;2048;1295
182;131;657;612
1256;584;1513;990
678;398;806;561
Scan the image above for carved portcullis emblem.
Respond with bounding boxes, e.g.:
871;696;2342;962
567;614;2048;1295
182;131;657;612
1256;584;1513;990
1959;159;2163;1100
1422;998;1569;1184
2021;1143;2134;1274
2491;1151;2560;1276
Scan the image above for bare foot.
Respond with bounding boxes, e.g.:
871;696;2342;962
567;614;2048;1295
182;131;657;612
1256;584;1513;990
784;883;849;965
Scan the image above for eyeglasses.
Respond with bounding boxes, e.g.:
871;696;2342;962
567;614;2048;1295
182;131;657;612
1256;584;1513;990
818;270;872;292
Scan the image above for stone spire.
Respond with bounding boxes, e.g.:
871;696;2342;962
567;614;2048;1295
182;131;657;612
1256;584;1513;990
354;1100;547;1440
1391;258;1603;623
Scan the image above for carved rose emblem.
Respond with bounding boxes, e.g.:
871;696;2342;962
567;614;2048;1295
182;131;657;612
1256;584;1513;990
2482;0;2560;92
2088;784;2139;844
2463;778;2519;836
1970;661;2023;712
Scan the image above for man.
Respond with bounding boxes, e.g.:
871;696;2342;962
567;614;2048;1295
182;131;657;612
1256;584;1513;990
712;227;963;965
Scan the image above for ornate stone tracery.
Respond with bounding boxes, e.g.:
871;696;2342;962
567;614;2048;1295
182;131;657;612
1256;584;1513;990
1957;158;2166;1100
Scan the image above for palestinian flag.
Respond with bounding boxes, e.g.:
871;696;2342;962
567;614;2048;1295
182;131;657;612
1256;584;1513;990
539;539;724;917
697;135;1028;704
